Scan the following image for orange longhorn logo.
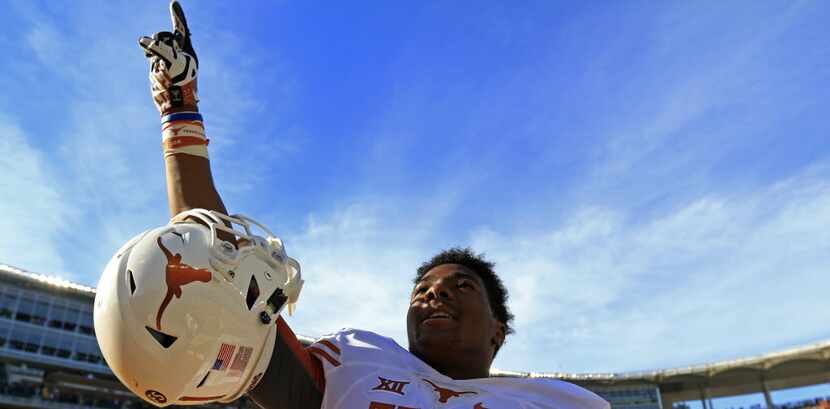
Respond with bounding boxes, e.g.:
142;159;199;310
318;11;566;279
422;379;477;403
155;235;212;330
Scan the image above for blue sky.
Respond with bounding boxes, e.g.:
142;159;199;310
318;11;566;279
1;0;830;400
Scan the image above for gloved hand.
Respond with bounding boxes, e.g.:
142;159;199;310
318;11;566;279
139;1;199;115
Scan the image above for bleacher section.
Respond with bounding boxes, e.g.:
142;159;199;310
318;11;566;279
0;264;255;409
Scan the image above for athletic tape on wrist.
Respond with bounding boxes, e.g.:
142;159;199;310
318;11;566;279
162;120;206;140
160;114;209;159
162;135;209;159
163;136;209;149
163;144;210;159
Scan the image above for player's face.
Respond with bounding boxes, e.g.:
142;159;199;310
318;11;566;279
406;263;505;376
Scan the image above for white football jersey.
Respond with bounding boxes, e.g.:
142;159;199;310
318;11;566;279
308;329;611;409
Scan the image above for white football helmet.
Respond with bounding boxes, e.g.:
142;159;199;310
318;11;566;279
94;209;303;407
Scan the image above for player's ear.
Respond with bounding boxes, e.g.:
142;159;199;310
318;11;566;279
490;318;506;349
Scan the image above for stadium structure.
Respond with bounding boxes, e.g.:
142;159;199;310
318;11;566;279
0;263;827;409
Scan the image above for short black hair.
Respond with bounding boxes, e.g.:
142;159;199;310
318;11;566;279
414;247;515;340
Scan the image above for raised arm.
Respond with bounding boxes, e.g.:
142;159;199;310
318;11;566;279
136;3;323;408
139;1;227;217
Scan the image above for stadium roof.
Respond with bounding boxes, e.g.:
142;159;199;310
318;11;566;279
2;263;827;400
492;339;830;381
493;340;830;401
0;263;95;300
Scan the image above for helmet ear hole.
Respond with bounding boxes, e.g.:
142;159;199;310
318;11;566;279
128;270;137;295
246;276;260;310
145;326;178;348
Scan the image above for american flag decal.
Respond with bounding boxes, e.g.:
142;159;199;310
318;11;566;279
212;343;236;371
229;346;253;376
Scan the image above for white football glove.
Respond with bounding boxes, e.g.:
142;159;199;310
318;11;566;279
138;1;199;115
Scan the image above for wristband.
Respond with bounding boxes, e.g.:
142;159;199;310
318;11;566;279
163;144;209;159
162;120;206;140
162;135;209;159
161;114;209;159
163;136;209;150
161;112;203;123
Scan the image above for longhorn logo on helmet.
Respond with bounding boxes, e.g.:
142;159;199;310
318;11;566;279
155;233;212;330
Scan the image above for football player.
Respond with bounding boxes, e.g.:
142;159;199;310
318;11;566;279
133;2;611;408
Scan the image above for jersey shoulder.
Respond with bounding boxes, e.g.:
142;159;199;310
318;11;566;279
316;327;403;351
309;328;406;370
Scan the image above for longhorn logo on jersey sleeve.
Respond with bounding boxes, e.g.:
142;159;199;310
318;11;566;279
422;379;477;403
155;234;212;330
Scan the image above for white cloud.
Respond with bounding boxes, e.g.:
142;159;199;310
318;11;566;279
14;4;179;281
0;117;75;278
475;165;830;373
271;165;830;375
283;201;435;342
5;2;298;283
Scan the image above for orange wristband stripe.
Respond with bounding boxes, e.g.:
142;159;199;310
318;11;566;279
163;136;210;150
